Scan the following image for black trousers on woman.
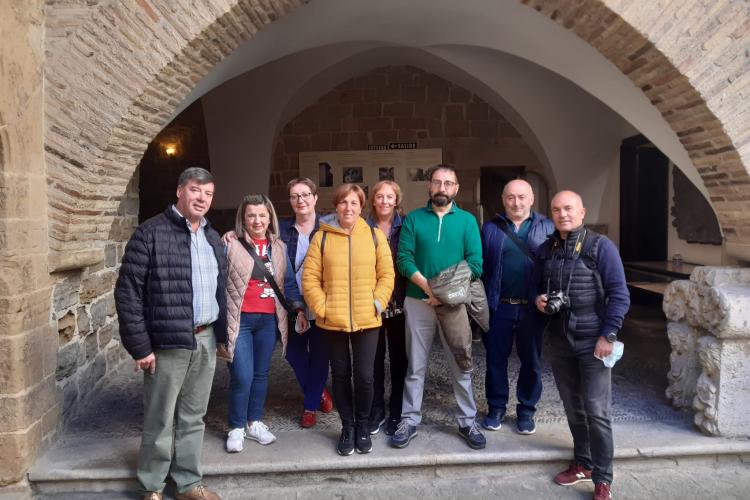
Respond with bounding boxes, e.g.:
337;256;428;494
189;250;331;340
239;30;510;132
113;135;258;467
323;328;380;429
371;315;408;421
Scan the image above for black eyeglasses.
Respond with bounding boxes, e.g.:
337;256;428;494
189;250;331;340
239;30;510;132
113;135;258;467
289;192;313;202
430;179;456;189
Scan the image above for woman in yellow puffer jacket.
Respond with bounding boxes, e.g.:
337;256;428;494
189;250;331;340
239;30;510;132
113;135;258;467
302;183;394;456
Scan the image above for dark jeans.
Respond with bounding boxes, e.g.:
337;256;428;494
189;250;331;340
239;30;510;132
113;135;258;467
227;313;277;428
549;327;613;485
323;328;380;428
371;314;408;420
285;320;330;411
482;303;544;418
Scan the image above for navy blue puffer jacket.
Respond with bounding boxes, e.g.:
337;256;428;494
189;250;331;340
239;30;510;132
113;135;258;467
115;206;227;360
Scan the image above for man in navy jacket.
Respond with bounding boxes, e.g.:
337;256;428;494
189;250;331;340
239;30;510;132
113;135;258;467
481;179;554;435
535;190;630;500
115;167;226;500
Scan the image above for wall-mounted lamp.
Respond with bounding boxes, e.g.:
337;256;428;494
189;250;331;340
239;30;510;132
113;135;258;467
164;144;177;157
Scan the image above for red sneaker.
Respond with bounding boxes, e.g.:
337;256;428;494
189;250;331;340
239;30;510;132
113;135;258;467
300;410;316;428
320;388;334;413
593;482;611;500
553;462;593;485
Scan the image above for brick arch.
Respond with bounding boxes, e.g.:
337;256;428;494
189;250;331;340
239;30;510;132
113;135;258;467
44;0;306;271
522;0;750;259
44;0;750;266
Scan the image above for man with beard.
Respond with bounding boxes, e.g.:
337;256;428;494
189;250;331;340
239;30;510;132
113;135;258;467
392;165;485;450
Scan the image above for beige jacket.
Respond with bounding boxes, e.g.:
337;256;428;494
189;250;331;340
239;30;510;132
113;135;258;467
217;236;293;362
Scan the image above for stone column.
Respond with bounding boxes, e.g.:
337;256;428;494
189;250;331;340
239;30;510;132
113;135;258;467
663;267;750;436
0;1;60;485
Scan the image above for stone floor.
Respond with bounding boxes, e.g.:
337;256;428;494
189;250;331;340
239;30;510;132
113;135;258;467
31;303;750;499
64;303;685;440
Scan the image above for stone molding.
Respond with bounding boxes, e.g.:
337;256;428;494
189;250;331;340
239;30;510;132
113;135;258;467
664;266;750;436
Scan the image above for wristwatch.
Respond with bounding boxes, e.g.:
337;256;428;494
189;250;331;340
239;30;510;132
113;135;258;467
605;331;618;343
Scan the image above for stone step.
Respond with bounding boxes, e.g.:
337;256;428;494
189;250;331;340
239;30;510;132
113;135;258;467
29;420;750;499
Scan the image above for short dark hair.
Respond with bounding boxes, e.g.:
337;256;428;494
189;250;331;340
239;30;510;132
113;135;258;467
178;167;214;186
426;164;458;182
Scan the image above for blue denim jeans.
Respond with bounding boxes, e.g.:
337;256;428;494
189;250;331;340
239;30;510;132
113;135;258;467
285;320;330;411
482;303;545;418
227;313;277;428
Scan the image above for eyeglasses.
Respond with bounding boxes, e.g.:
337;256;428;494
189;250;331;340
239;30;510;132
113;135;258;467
289;192;313;202
430;179;457;189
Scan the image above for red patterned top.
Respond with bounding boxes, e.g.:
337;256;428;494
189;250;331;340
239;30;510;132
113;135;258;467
241;238;277;314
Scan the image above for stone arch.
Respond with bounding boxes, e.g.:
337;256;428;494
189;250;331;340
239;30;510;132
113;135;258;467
523;0;750;260
44;0;750;266
44;0;307;272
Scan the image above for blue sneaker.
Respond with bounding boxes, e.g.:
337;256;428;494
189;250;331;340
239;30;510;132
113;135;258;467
517;416;536;435
390;421;417;448
481;409;505;431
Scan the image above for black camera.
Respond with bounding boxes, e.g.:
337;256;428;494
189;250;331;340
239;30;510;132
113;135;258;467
544;290;570;315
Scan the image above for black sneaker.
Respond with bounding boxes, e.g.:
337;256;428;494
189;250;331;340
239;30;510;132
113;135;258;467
337;426;354;456
355;424;373;454
458;421;486;450
384;417;400;436
517;416;536;435
390;421;417;448
367;407;386;435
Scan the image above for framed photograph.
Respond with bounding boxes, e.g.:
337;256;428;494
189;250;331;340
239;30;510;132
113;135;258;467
407;167;425;182
343;166;363;183
318;162;333;187
378;167;395;181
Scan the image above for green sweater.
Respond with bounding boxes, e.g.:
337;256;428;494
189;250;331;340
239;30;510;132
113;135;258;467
397;202;483;299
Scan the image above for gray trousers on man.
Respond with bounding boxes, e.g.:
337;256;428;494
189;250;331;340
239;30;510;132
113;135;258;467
401;296;477;427
138;328;216;493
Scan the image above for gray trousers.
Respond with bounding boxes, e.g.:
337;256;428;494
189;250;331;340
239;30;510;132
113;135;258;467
401;297;478;427
138;328;216;493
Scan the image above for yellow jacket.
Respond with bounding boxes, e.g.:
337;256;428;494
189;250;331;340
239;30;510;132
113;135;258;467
302;214;394;332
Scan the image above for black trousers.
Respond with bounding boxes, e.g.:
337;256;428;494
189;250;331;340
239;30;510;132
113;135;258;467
371;314;408;420
549;327;614;485
323;328;380;428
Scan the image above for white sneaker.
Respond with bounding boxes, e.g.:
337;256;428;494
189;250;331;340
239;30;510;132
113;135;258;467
226;427;245;453
246;421;276;445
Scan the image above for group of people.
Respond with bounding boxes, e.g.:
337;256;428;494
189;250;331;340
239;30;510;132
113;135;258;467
115;164;629;500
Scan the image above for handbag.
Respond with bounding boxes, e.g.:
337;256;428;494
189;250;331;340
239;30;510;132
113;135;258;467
238;238;296;315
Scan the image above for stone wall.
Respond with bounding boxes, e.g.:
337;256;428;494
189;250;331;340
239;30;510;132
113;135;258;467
51;174;139;421
269;65;542;216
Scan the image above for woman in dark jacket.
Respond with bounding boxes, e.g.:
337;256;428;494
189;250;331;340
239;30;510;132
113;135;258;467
365;180;408;436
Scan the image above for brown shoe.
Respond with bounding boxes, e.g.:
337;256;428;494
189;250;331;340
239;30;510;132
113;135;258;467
593;482;611;500
143;493;162;500
553;461;593;485
174;484;220;500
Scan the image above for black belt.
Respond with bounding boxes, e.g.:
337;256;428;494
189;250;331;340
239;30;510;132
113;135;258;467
500;298;528;305
193;324;210;334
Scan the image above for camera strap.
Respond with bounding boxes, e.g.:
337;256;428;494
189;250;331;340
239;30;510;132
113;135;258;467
496;218;535;262
546;229;588;297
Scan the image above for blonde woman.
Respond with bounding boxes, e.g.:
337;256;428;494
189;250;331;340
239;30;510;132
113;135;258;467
219;194;307;453
365;180;408;437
